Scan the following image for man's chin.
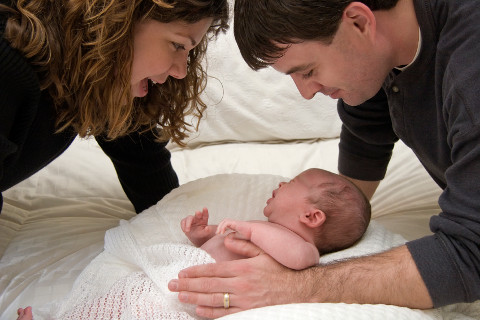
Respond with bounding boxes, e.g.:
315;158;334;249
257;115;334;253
340;95;369;107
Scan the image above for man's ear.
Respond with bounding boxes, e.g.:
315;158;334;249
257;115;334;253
343;2;376;39
300;209;326;228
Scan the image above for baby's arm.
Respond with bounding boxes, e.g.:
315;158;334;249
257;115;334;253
181;208;218;247
217;219;319;270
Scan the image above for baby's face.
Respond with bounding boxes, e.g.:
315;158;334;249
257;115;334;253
263;170;317;225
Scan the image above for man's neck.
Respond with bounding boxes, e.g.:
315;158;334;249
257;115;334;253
374;0;420;69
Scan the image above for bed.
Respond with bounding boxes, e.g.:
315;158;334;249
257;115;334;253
1;12;479;320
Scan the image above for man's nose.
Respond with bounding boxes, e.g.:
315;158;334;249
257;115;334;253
291;74;322;100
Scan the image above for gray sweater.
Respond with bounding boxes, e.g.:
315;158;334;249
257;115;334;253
338;0;480;307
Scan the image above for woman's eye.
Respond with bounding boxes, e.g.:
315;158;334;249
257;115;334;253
302;70;313;79
172;42;186;51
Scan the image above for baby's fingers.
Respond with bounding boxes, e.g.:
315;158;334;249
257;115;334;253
195;208;209;222
216;220;226;234
217;219;234;235
181;215;195;233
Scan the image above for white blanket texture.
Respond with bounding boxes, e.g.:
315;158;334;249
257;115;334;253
32;174;480;320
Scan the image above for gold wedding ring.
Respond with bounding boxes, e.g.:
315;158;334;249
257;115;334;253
223;293;230;309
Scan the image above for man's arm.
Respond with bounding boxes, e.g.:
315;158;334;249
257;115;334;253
310;245;432;306
341;176;380;200
168;238;433;319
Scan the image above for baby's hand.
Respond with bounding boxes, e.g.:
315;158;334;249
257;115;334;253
216;219;252;240
181;208;212;246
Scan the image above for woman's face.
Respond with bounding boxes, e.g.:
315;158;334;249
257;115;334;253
131;18;213;97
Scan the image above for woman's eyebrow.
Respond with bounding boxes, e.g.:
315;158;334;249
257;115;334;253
174;32;197;46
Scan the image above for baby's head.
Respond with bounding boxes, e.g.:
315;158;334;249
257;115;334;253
264;168;371;255
306;169;371;254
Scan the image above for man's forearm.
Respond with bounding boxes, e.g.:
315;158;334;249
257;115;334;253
168;238;434;318
302;245;433;308
341;176;380;200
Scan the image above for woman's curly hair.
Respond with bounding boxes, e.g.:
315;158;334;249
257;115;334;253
1;0;229;145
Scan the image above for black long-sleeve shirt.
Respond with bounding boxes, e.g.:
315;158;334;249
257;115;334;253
338;0;480;307
0;12;178;213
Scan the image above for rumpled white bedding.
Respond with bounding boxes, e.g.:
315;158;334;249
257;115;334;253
0;136;440;319
28;174;480;320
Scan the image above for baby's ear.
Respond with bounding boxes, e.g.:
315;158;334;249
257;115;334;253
300;209;326;228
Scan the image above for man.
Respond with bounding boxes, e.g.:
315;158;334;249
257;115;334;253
168;0;480;318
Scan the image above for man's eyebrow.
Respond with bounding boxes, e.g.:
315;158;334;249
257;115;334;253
285;63;314;75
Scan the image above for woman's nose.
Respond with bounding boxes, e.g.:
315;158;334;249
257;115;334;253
168;53;188;79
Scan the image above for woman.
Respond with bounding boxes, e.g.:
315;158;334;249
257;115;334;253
0;0;229;213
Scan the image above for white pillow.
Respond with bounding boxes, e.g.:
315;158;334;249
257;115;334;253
180;17;342;147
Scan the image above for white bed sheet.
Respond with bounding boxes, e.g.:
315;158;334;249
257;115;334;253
0;136;444;319
26;174;433;320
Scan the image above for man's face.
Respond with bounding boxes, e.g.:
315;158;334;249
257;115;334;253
271;20;391;106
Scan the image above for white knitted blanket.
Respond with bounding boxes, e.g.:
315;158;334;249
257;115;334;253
33;219;214;320
32;174;480;320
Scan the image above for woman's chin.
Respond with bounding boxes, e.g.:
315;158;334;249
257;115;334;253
132;79;149;98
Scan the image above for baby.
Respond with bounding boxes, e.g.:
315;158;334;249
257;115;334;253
16;168;370;320
182;168;371;270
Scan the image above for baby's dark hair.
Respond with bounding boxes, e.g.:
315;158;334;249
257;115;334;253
308;176;371;254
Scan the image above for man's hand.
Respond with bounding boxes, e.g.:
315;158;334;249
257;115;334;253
169;239;433;318
181;208;214;247
168;234;312;318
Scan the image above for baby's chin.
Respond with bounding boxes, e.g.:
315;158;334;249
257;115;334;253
263;206;270;217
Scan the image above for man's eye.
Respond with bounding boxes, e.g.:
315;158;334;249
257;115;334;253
302;70;313;79
172;42;186;51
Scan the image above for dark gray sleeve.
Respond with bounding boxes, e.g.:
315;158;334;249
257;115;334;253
407;112;480;306
337;88;398;181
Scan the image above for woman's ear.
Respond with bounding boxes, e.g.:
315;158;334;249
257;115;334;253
300;209;326;228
